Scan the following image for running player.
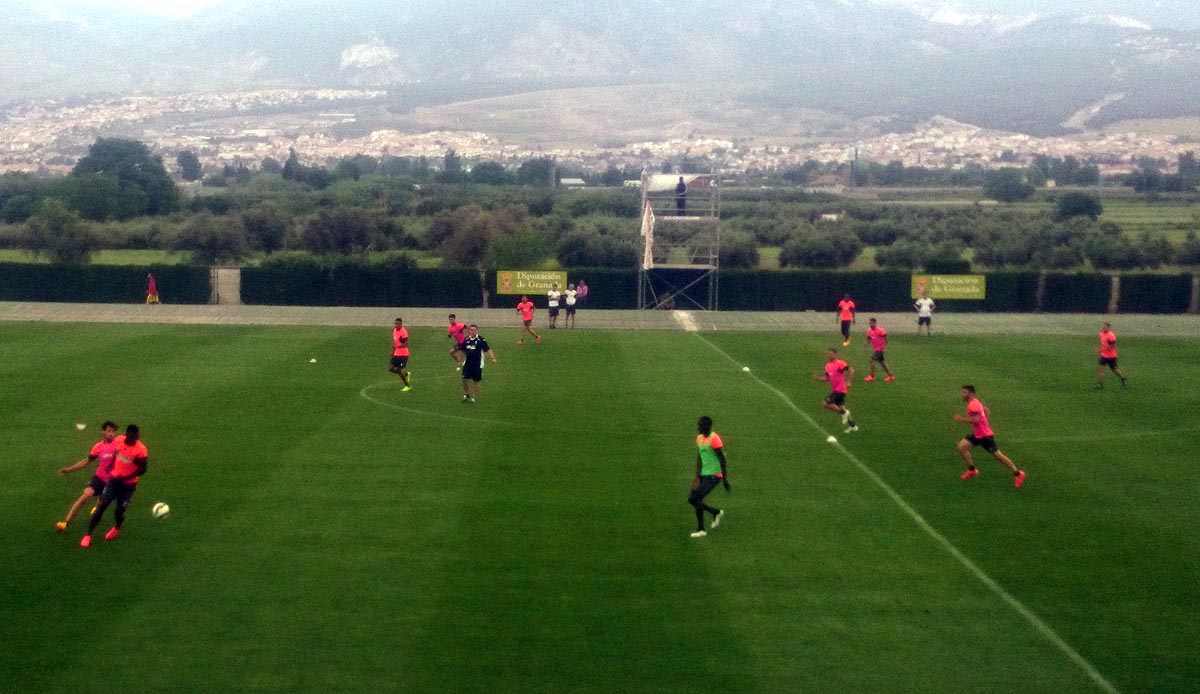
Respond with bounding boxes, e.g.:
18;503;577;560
954;386;1025;488
688;416;729;538
864;318;895;382
447;314;467;370
813;348;858;433
516;295;541;345
460;324;498;403
390;317;411;391
56;421;119;532
1094;322;1128;389
81;424;148;547
914;294;935;335
837;294;856;346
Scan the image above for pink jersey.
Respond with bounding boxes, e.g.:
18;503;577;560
110;435;148;485
392;327;409;357
1099;330;1117;359
517;301;535;321
448;322;467;345
825;359;850;394
90;439;120;482
967;398;993;438
867;326;888;352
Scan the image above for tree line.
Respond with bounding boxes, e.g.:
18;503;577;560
2;137;1199;272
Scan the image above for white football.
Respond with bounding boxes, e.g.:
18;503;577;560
152;502;171;518
826;435;837;443
742;366;751;372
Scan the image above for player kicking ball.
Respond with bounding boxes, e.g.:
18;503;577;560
56;421;120;532
954;386;1025;488
81;424;149;547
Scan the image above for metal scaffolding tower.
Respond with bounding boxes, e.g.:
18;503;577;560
637;173;721;310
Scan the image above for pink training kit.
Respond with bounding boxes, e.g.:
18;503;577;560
826;359;850;394
867;326;887;352
967;398;994;438
90;440;120;482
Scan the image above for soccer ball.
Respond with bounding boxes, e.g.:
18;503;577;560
152;502;171;519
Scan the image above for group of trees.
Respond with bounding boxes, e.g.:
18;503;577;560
4;137;1200;271
1126;153;1200;193
2;139;179;225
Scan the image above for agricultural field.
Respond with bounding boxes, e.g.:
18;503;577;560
1097;200;1200;243
2;318;1197;692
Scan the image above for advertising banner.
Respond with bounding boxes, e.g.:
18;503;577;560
496;270;569;295
911;274;986;299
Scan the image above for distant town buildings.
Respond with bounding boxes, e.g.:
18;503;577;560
0;90;1193;177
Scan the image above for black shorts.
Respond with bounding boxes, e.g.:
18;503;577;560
871;350;886;363
918;316;931;326
1099;356;1118;369
688;475;721;504
566;305;576;315
825;391;846;407
391;355;408;369
102;480;138;505
461;364;483;382
87;475;107;496
965;435;999;454
840;320;852;335
548;306;559;317
522;319;532;327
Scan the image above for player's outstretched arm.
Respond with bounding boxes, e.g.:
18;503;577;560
58;456;91;475
717;448;730;491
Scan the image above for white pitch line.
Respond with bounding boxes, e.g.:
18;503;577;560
359;381;513;427
673;311;700;332
693;333;1121;694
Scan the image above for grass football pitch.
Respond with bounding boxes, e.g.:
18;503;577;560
2;322;1197;693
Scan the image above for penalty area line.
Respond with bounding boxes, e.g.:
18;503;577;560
692;333;1120;694
359;381;513;427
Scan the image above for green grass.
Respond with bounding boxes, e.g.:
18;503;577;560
2;324;1198;692
0;249;189;265
1099;201;1200;243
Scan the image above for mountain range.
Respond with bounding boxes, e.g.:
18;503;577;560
2;0;1198;137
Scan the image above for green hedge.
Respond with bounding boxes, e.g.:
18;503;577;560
557;268;639;310
938;272;1041;313
0;262;210;303
719;270;912;311
1119;274;1192;314
1;261;1192;314
1041;273;1112;313
242;261;482;307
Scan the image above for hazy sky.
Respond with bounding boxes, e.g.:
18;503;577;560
26;0;1193;20
29;0;224;18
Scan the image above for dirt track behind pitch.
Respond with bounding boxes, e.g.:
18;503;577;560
2;301;1199;336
